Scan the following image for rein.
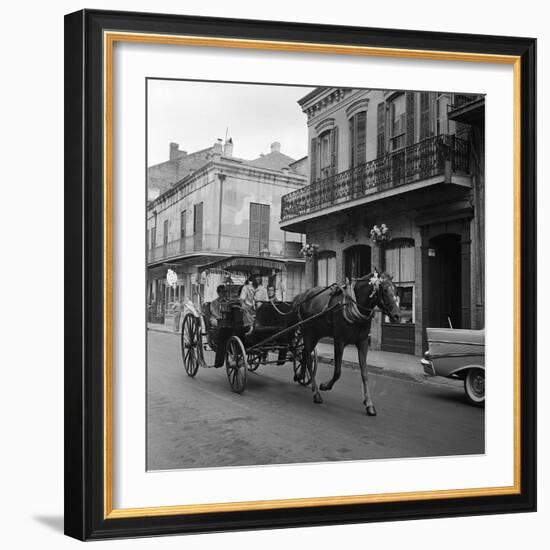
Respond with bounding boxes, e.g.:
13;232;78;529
261;272;393;327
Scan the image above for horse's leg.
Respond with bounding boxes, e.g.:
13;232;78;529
320;340;344;391
303;332;323;404
358;339;376;416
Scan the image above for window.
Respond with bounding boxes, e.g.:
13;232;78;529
349;111;367;168
389;94;406;151
377;102;386;158
249;202;270;255
150;226;156;249
319;130;332;178
311;126;338;181
420;92;432;140
316;251;336;287
384;239;415;323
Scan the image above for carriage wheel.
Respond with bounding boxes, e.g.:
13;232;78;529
247;351;262;372
181;313;200;377
292;330;315;387
225;336;248;393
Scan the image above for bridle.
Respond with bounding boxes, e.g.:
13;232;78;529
352;272;399;321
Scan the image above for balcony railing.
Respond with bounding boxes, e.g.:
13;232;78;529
147;233;303;264
281;134;469;222
448;93;484;113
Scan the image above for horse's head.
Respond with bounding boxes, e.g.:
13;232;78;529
357;270;401;323
377;272;401;322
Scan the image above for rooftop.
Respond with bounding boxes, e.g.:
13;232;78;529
148;139;303;201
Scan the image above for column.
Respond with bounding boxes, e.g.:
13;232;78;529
461;225;472;329
420;226;431;353
305;257;315;288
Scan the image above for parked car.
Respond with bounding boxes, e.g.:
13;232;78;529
421;328;485;406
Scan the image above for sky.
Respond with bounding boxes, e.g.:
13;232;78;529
147;79;315;166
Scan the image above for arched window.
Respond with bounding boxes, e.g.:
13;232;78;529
344;244;371;280
384;238;415;323
389;94;406;151
310;125;338;181
316;251;336;287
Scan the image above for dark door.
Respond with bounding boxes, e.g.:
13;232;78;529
344;245;371;280
428;234;462;328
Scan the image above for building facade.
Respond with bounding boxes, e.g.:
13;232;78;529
147;139;307;320
280;88;485;356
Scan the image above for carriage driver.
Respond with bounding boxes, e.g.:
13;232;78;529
209;284;227;328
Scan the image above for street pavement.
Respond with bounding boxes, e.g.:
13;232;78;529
147;330;484;471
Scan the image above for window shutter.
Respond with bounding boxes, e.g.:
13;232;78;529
249;202;260;255
310;137;318;181
180;210;186;239
406;92;416;146
356;111;366;165
163;219;169;245
420;92;431;140
331;126;338;175
259;204;270;251
377;102;386;158
193;203;203;250
349;117;355;168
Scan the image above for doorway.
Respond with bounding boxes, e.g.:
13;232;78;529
344;245;371;280
428;233;462;328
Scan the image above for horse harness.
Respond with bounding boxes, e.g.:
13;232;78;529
294;277;378;327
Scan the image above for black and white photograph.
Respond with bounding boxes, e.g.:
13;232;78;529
146;80;486;471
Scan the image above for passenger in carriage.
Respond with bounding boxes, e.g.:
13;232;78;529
267;284;278;302
240;277;255;329
253;274;268;304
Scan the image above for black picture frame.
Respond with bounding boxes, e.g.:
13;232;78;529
64;9;536;541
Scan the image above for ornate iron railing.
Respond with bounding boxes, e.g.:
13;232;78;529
147;233;303;264
281;134;469;222
448;93;484;113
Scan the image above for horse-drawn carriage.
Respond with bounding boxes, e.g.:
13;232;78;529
181;254;402;416
180;255;317;394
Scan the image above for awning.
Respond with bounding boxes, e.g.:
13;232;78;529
198;255;304;276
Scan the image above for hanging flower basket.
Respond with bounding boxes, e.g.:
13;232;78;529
300;243;320;258
370;224;392;245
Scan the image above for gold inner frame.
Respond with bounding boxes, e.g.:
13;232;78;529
103;31;522;520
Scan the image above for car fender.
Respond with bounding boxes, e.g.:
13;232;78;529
446;363;485;379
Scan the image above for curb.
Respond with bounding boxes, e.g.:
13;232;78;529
148;326;427;384
316;354;425;383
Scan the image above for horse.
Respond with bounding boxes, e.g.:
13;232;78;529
292;271;401;416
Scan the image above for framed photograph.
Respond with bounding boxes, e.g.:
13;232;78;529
64;9;536;540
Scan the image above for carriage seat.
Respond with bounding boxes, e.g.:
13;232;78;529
249;301;294;339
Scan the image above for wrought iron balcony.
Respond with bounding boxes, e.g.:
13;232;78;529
447;94;485;123
449;93;484;112
281;134;469;222
147;233;303;265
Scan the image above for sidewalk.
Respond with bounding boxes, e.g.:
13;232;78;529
147;321;424;381
315;341;423;380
